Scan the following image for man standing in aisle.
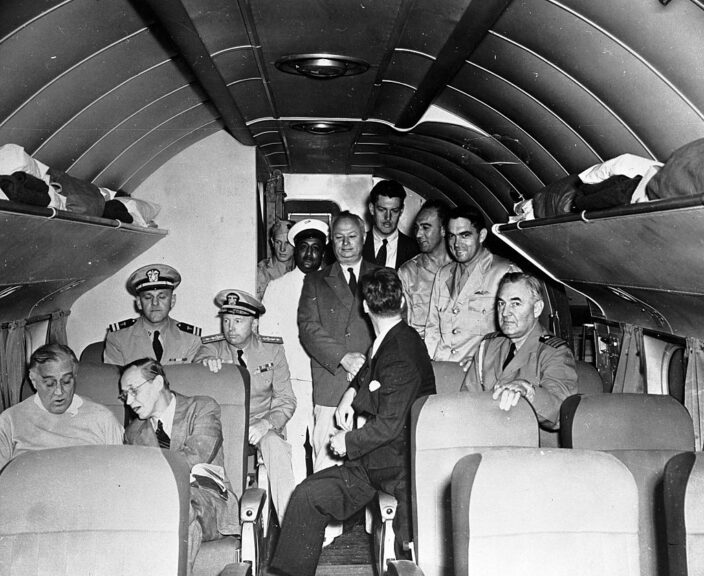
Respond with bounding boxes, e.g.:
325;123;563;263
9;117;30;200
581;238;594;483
260;218;329;485
104;263;202;365
424;206;518;364
256;219;295;299
398;199;452;338
362;180;419;269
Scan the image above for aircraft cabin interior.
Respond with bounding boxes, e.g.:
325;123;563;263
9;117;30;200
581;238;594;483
1;1;704;576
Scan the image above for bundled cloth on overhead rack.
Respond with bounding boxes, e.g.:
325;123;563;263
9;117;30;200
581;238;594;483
0;143;160;227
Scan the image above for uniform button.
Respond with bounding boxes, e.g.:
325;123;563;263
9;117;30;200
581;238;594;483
452;308;459;314
451;349;457;355
452;328;459;335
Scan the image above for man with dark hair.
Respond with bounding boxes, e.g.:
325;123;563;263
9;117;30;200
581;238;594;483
462;272;577;429
398;199;452;337
104;263;202;365
271;268;436;576
260;218;329;484
121;358;239;574
362;179;419;269
425;205;518;364
0;343;123;469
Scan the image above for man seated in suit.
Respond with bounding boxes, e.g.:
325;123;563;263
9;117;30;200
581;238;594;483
362;179;419;269
271;268;436;576
104;263;202;365
121;358;239;574
0;343;124;470
194;289;296;523
462;272;578;430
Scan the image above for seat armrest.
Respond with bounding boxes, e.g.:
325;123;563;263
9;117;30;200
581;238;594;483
387;560;424;576
378;491;398;521
240;487;266;523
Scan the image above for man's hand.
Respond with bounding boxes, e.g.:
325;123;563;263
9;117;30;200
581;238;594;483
329;431;348;458
459;352;474;373
249;420;272;445
340;352;366;378
492;379;536;411
201;357;223;373
335;388;357;431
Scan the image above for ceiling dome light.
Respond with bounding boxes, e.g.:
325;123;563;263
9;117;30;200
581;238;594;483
291;122;352;135
275;54;369;79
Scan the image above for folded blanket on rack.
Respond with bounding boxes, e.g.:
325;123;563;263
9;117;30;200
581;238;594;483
0;171;51;206
646;137;704;200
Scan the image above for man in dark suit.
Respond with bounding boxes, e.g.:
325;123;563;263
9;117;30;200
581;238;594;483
121;358;239;575
362;179;420;269
272;268;436;576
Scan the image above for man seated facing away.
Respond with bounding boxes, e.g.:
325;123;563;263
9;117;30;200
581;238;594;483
104;263;202;365
462;272;578;429
195;289;296;523
121;358;239;574
270;268;436;576
0;344;123;470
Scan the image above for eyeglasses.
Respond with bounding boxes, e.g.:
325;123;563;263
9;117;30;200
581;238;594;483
117;378;152;402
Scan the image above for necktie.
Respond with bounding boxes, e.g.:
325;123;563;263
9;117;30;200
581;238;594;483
375;238;388;266
502;342;517;371
155;419;170;449
237;349;247;368
152;330;163;362
347;267;357;295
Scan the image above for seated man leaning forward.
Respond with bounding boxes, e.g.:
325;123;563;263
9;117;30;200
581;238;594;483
0;344;124;470
195;289;296;523
270;268;436;576
462;272;578;429
121;358;239;573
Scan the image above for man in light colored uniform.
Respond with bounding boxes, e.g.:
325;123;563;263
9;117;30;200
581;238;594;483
398;200;452;338
260;218;329;485
195;289;296;522
0;344;123;469
425;206;518;364
256;219;295;299
104;263;201;365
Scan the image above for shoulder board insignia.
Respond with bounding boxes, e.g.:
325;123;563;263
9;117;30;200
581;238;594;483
177;322;201;336
201;333;225;344
539;335;568;349
482;331;502;341
259;335;284;345
108;318;137;332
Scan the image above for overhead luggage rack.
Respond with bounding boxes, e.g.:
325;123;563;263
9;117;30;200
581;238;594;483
0;200;167;323
493;194;704;338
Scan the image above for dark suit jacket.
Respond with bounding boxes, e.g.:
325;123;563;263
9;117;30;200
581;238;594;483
363;230;419;270
298;260;379;407
125;392;239;537
346;321;435;470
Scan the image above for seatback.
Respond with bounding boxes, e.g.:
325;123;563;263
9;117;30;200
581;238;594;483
0;445;191;576
80;341;105;364
411;392;539;576
561;393;695;576
431;361;465;394
75;362;125;424
451;448;640;576
664;452;704;576
165;364;250;500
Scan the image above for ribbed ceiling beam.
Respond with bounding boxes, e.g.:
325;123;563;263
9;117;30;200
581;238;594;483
143;0;256;145
395;0;513;129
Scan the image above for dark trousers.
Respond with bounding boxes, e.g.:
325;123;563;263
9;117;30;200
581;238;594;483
270;462;411;576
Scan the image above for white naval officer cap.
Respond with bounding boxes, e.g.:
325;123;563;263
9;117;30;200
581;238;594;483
127;264;181;295
287;218;329;246
215;289;265;317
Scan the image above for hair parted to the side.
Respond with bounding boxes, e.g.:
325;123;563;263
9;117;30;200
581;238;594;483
121;357;171;390
369;179;406;205
332;210;366;236
360;268;404;317
28;343;78;373
498;272;544;303
446;205;486;232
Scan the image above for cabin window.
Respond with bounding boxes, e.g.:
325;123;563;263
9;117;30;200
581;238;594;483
667;347;686;404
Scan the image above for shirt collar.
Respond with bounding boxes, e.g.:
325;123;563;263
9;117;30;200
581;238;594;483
373;228;399;244
150;392;176;436
34;392;83;415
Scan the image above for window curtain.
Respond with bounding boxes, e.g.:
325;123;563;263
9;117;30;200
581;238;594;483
46;310;70;346
0;321;27;412
685;337;704;450
612;323;647;394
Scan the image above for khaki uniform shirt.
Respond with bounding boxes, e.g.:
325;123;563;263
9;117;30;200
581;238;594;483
398;252;447;338
425;248;518;362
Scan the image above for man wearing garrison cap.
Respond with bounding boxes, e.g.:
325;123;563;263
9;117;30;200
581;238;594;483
260;218;329;484
104;264;202;366
194;289;296;523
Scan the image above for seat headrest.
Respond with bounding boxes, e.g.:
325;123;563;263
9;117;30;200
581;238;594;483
560;393;695;450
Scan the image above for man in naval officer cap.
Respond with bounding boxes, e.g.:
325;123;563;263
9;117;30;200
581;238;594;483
194;289;297;523
103;264;202;366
